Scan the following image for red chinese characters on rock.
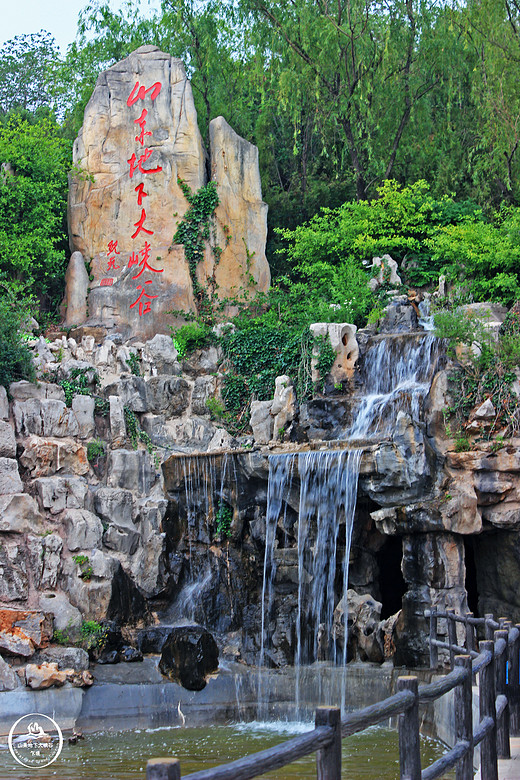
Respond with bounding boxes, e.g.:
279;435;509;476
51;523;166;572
125;79;165;316
131;242;164;279
126;81;162;107
130;280;158;316
103;80;165;317
106;239;121;274
127;148;162;179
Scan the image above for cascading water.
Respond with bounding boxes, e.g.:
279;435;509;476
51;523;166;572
163;453;237;626
258;331;442;717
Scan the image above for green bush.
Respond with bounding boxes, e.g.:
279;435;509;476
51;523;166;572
0;115;71;315
87;439;105;462
171;322;213;360
277;179;482;293
428;209;520;305
0;291;34;388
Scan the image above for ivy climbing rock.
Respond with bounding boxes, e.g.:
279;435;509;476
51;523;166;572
67;45;270;340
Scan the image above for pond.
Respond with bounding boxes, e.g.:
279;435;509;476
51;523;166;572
1;721;454;779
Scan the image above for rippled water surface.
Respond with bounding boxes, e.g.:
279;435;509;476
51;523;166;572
1;721;454;779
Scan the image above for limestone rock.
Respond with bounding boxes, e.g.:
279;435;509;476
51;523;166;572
207;428;236;452
0;420;16;458
271;375;296;435
64;509;104;552
0;493;44;534
159;625;219;690
146;376;191;416
105;376;148;412
9;380;65;402
191;375;217;416
35;476;89;514
142;334;180;375
0;655;20;691
32;646;89;671
0;610;53;657
368;254;402;291
109;395;126;443
106;449;156;493
25;661;68;689
250;400;274;445
334;590;384;663
473;398;496;420
71;394;96;438
20;436;89;477
0;542;28;601
0;457;22;494
69;46;206;339
401;534;465;590
310;323;359;384
13;398;79;438
28;533;63;589
208;116;270;303
94;486;134;527
38;592;82;633
0;385;8;419
61;251;89;327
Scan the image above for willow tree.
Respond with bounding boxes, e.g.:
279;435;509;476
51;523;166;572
237;0;454;200
461;0;520;203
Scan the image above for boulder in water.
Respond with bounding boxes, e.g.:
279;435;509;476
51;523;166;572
159;625;218;690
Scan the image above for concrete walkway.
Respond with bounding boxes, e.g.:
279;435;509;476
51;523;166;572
474;737;520;778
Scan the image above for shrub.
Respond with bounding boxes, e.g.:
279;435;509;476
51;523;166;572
0;290;35;388
87;439;105;462
171;322;213;360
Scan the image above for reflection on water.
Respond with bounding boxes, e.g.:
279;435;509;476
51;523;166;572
1;722;454;779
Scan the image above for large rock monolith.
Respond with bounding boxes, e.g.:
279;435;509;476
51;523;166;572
67;45;270;339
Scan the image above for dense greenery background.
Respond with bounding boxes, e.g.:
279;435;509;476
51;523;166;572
3;0;520;392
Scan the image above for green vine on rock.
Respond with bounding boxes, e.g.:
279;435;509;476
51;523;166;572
124;406;160;468
172;178;220;315
314;334;336;391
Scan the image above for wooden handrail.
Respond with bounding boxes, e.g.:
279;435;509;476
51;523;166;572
145;608;520;780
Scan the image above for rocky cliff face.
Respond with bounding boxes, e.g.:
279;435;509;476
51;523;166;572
66;46;270;340
3;300;520;691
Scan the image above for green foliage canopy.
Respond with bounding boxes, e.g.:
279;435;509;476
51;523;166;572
0;115;71;311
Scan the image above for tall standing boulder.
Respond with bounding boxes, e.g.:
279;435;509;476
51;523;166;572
67;45;270;340
208;116;270;301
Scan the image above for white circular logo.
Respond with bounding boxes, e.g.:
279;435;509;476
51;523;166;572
8;713;63;769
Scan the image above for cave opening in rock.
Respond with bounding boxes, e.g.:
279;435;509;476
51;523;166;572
463;537;480;617
376;536;407;619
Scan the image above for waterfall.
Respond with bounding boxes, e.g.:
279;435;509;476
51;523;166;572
258;331;442;717
164;453;236;626
349;333;440;439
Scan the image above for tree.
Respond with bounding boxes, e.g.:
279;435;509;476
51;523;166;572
237;0;447;200
0;115;71;313
462;0;520;204
0;32;61;115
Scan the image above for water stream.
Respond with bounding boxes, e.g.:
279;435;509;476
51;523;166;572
258;331;442;716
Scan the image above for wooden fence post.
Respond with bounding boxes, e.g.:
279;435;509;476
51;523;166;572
465;612;475;654
485;614;495;640
429;608;438;669
495;629;511;759
465;612;476;683
315;707;341;780
454;655;473;780
146;758;181;780
510;626;520;736
398;677;421;780
447;608;457;669
479;640;498;780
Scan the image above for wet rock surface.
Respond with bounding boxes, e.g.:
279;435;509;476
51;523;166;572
159;625;219;690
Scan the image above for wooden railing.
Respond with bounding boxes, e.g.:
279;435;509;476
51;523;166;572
144;609;520;780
